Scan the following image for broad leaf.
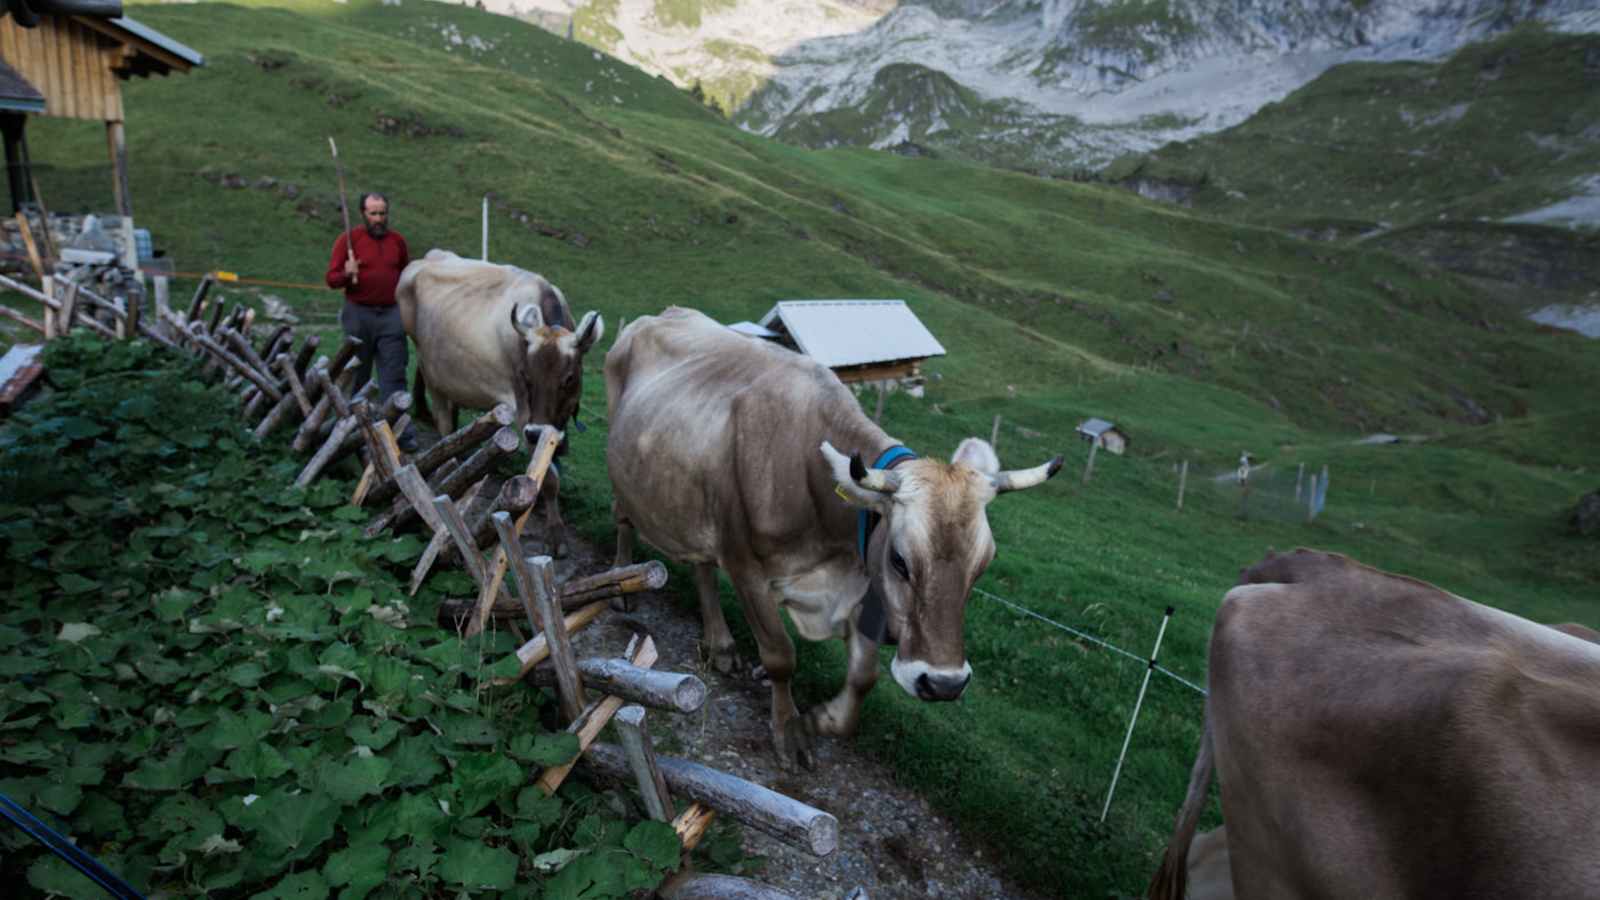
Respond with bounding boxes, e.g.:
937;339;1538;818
435;838;518;891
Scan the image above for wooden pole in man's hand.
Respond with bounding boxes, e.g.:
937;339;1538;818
329;136;358;286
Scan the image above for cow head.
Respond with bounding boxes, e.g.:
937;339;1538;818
508;300;604;436
821;438;1063;702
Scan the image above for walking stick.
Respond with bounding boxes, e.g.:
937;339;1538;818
328;136;358;285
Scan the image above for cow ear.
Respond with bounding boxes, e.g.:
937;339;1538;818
951;438;999;476
575;311;604;354
510;303;543;336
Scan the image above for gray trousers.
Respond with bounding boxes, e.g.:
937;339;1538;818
339;302;414;439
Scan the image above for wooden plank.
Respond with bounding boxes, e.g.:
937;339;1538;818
13;215;45;282
408;475;488;597
615;705;674;821
528;657;705;715
528;554;586;722
432;493;487;588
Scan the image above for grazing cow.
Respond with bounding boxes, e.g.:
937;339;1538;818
1148;548;1600;900
605;307;1062;767
396;249;602;553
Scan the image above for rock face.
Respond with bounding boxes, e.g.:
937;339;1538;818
1574;490;1600;537
489;0;1599;170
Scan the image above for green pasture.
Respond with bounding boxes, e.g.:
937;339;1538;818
4;1;1597;896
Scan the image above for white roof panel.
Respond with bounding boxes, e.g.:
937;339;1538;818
757;300;946;369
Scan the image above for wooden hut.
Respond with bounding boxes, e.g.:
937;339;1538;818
0;5;203;221
753;299;946;384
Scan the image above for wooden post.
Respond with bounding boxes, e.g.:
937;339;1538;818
528;555;586;722
153;276;169;319
256;354;326;439
14;213;45;282
365;428;518;536
57;281;77;336
1082;440;1099;484
534;636;654;794
432;494;487;587
124;287;141;341
409;475;490;595
488;511;539;634
41;275;54;339
190;326;282;402
106;120;132;222
1295;462;1305;501
1306;472;1318;523
873;382;885;422
207;297;227;334
582;743;839;857
468;425;562;616
276;354;312;416
990;414;1002;449
186;274;214;323
365;403;515;507
1176;459;1188;511
615;705;674;821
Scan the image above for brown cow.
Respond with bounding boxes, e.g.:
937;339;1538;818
1148;548;1600;900
397;249;602;554
605;307;1061;767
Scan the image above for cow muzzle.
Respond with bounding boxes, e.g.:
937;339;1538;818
891;657;972;702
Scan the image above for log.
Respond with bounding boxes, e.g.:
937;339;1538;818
277;353;312;416
314;366;351;419
289;337;361;452
135;321;182;352
207;297;226;333
408;475;490;596
472;425;562;631
365;427;517;537
528;657;705;715
366;404;516;510
432;493;487;589
388;464;445;533
672;803;717;854
0;303;45;334
657;872;800;900
256;355;327;439
438;474;540;566
258;323;293;364
488;511;540;635
57;282;78;336
124;288;141;340
582;745;839;857
437;561;668;624
615;705;674;821
223;327;279;389
294;414;360;488
292;334;321;378
0;272;58;309
351;416;405;506
185;274;213;321
489;600;608;685
190;325;282;402
526;553;585;721
535;635;655;795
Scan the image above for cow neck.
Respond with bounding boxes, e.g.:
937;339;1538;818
856;444;918;646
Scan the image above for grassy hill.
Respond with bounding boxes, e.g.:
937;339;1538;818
1107;25;1600;304
8;1;1599;896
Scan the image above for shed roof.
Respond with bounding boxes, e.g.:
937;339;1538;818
79;15;206;76
757;300;946;369
1076;417;1118;437
0;58;45;113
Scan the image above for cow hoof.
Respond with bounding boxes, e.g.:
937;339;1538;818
775;718;816;772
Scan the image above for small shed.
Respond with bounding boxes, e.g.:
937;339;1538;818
0;5;203;226
1076;417;1128;455
755;299;946;383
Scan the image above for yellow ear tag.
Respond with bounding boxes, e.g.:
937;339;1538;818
834;483;853;503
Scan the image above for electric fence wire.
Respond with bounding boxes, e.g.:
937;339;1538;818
973;587;1208;697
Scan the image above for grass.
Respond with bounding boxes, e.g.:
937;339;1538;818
6;1;1598;895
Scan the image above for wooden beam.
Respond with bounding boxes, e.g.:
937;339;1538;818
105;119;130;220
831;359;918;384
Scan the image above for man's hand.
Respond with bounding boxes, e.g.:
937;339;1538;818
343;257;359;279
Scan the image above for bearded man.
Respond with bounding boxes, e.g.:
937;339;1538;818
324;191;418;451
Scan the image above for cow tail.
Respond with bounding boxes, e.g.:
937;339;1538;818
411;363;432;429
1146;704;1215;900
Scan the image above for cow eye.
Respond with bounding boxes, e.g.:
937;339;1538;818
890;548;910;581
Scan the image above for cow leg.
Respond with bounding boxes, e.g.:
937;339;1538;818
693;564;738;674
807;617;880;738
540;467;567;558
612;503;634;567
726;566;812;771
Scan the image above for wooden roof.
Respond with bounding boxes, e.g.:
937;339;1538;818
0;13;202;121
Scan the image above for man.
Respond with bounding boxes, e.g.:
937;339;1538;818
325;192;418;451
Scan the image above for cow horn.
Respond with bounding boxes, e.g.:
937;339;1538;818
510;303;543;335
991;455;1063;493
850;451;901;493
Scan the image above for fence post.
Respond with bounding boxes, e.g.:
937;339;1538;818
1295;462;1305;501
1306;472;1318;522
874;383;886;422
1176;460;1188;511
1101;606;1175;822
1082;440;1098;484
990;414;1001;449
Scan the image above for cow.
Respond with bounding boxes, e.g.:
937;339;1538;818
1148;548;1600;900
604;307;1062;768
396;249;603;555
1186;828;1233;900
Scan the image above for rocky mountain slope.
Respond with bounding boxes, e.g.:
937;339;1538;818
490;0;1600;171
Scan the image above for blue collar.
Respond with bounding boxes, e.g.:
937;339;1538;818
855;446;917;646
856;446;918;560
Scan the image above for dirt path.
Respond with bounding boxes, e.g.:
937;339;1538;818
531;520;1050;900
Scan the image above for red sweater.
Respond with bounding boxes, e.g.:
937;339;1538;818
325;228;410;307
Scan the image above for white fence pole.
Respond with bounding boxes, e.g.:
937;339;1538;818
481;195;489;261
1101;605;1174;822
